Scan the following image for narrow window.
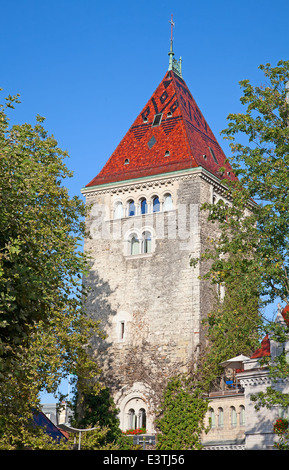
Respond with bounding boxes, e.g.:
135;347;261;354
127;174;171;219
152;113;162;127
114;202;123;219
139;408;146;429
143;231;152;254
130;236;139;255
140;198;148;214
152;196;160;212
128;200;135;216
231;407;237;427
163;193;173;211
209;408;216;428
128;409;136;430
209;146;218;164
120;321;125;340
239;406;245;426
218;408;224;428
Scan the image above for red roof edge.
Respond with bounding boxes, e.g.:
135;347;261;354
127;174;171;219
282;305;289;326
250;334;270;359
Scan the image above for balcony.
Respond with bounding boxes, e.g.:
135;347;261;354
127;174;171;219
207;376;244;398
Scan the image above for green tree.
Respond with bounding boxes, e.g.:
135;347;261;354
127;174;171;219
218;60;289;306
155;375;209;450
198;61;289;423
72;387;140;450
0;90;103;448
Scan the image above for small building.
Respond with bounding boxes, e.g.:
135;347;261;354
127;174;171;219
202;355;248;450
202;305;289;450
41;401;73;427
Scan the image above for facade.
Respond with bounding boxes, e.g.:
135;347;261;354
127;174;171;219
238;305;289;450
81;39;236;433
201;305;289;450
202;392;246;450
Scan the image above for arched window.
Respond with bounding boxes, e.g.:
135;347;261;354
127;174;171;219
163;193;173;211
128;409;136;430
114;201;123;219
128;200;135;216
231;406;237;427
152;196;160;212
209;408;216;428
142;231;152;254
140;198;148;215
130;235;139;255
139;408;146;429
239;406;245;426
218;408;224;428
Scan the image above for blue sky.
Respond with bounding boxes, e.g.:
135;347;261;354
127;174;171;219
2;0;288;197
1;0;288;402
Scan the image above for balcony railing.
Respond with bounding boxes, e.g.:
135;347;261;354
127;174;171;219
207;376;244;397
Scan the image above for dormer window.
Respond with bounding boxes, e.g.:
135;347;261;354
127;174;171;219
148;136;156;149
209;147;218;164
124;158;130;165
152;113;162;127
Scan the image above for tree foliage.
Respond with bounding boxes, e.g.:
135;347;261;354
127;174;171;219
218;60;289;305
155;376;209;450
0;90;103;448
197;61;289;414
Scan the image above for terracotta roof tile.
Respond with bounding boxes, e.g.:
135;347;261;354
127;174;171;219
250;334;271;359
86;70;236;187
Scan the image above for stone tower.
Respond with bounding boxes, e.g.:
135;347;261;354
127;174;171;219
81;38;235;433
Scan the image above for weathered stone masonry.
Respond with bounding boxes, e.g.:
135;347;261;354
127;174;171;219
81;62;236;431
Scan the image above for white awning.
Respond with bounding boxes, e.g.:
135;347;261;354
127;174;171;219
219;354;250;369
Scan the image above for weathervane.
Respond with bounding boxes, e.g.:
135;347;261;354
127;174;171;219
168;14;182;78
170;14;175;42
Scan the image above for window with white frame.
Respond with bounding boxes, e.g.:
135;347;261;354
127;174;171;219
209;408;216;428
130;234;140;255
231;406;237;427
140;197;148;214
152;196;160;212
239;405;245;426
142;231;152;254
128;199;136;217
127;230;153;256
218;408;224;428
163;193;173;211
114;201;123;219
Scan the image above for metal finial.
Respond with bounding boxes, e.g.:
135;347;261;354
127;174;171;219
168;14;175;71
168;15;182;77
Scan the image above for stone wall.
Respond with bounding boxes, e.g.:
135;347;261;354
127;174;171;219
82;168;228;431
201;393;246;449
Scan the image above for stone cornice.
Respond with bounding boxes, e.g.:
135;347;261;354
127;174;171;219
238;368;289;387
81;167;229;198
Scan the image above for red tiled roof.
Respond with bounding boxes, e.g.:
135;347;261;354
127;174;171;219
282;305;289;326
250;305;289;359
86;70;236;187
250;334;271;359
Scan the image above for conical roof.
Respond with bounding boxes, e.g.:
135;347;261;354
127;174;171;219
86;70;236;188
